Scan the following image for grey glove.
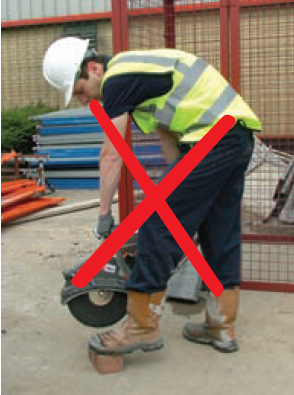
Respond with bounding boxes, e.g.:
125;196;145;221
96;213;114;238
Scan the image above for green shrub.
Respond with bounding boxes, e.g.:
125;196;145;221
1;102;59;154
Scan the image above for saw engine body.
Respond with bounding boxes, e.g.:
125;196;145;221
61;237;137;328
61;233;202;328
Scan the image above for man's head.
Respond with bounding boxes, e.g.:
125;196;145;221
43;37;108;107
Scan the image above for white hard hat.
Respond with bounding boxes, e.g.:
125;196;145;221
43;37;90;106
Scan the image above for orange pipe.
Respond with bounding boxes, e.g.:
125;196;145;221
1;185;46;209
1;180;37;195
1;150;17;165
1;197;65;225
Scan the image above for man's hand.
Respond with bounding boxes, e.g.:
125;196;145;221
96;213;114;238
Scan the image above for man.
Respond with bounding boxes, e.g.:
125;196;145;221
43;36;261;356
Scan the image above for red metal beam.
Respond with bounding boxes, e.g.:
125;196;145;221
242;234;294;243
220;0;230;81
119;1;135;219
111;0;134;222
240;0;294;7
120;0;130;52
112;0;126;223
230;0;241;93
241;281;294;292
112;0;122;54
164;0;176;49
112;0;129;54
1;12;112;28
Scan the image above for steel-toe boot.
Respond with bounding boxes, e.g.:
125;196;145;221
89;291;165;354
182;287;240;352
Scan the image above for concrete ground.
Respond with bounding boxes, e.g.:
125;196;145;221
1;190;294;395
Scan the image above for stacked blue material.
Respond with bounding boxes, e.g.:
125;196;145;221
34;108;166;189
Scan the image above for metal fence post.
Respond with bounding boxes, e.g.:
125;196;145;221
111;0;134;223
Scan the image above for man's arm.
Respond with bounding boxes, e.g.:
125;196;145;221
156;127;180;164
99;112;128;215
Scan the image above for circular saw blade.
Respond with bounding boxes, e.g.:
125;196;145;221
67;290;127;328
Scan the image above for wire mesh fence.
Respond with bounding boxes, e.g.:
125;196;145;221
122;0;294;291
238;0;294;290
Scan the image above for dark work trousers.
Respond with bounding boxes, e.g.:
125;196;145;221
125;122;255;292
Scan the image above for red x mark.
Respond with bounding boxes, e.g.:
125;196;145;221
72;100;235;296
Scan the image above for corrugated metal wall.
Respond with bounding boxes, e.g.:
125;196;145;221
1;0;111;21
1;0;212;21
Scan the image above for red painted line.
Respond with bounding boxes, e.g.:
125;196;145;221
1;12;112;28
72;100;235;296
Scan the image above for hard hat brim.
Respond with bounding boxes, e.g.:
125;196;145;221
63;38;90;107
64;81;75;107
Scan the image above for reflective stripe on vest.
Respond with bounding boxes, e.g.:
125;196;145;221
154;59;209;126
110;54;178;68
199;85;237;126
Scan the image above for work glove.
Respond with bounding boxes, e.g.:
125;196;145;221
94;213;114;239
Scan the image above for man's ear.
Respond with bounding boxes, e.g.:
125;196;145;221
87;61;104;77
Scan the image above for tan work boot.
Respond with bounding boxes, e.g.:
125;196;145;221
89;291;165;355
182;287;240;353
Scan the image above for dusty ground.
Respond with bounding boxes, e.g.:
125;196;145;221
2;190;294;395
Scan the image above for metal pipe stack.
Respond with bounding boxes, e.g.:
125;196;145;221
33;108;166;189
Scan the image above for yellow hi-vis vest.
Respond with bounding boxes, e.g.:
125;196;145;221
101;49;262;142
